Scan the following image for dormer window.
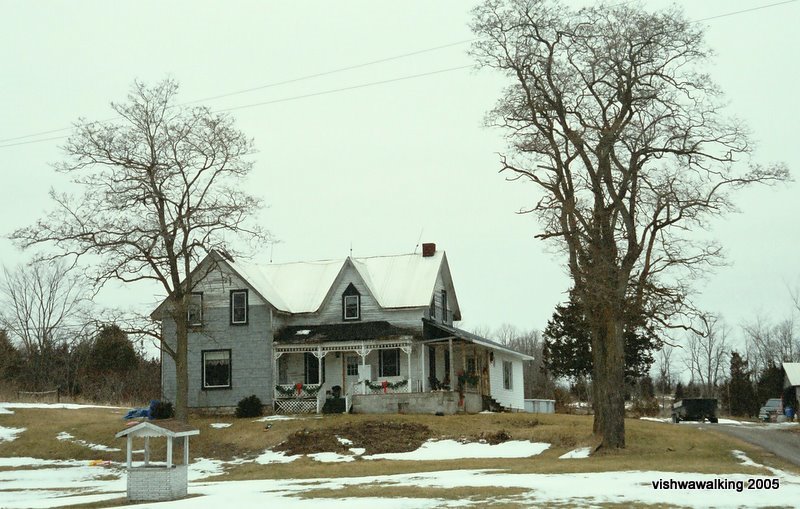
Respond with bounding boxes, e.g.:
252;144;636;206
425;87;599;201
441;289;448;322
342;283;361;321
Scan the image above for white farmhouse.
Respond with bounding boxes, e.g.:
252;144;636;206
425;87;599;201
153;243;532;414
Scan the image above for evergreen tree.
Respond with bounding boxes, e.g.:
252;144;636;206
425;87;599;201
543;295;662;383
729;351;757;417
756;363;784;405
0;330;21;381
674;382;685;400
85;325;138;376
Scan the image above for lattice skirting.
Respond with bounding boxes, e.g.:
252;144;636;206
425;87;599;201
274;398;317;414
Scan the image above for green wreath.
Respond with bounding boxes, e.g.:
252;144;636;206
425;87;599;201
366;379;408;391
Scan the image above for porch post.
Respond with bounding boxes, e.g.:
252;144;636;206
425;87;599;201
420;345;426;392
144;436;150;466
184;435;189;465
407;347;413;393
361;344;367;395
126;435;132;468
316;346;323;388
448;338;455;392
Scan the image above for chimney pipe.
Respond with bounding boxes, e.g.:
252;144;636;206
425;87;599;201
422;243;436;257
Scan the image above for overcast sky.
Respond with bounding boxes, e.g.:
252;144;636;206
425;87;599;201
1;0;798;348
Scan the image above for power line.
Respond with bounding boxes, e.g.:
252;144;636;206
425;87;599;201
1;0;795;150
694;0;796;22
0;39;473;145
216;65;472;113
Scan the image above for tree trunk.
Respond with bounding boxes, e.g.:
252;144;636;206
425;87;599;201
173;310;189;422
592;314;626;448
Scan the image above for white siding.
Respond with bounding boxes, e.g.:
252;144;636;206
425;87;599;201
488;352;525;410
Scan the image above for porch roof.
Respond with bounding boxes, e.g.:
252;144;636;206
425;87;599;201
275;321;420;344
423;320;535;361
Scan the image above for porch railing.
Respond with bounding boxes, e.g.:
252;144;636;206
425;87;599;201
364;379;409;395
274;383;322;399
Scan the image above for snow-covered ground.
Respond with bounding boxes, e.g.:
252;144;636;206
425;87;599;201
559;447;591;459
0;425;25;442
640;416;800;428
0;402;122;412
57;431;121;452
2;450;798;509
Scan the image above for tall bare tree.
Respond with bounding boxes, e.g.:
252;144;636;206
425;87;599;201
683;314;728;397
471;0;788;447
10;79;268;421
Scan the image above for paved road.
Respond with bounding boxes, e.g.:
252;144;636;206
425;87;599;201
701;423;800;467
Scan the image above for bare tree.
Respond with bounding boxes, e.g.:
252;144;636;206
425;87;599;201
470;0;787;447
683;314;728;397
0;260;91;390
655;344;675;412
10;79;269;421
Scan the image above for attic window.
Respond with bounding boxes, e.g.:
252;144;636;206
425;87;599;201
230;289;248;325
342;283;361;321
187;292;203;326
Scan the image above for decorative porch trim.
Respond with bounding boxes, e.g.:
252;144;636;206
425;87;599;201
274;336;413;355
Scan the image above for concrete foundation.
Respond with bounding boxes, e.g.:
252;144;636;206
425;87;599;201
351;391;483;415
127;465;188;501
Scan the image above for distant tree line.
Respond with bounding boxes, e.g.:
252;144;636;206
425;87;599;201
0;261;159;403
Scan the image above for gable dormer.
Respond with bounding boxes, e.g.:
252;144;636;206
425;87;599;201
342;282;361;321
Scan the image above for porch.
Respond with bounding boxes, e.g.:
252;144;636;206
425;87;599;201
271;339;493;414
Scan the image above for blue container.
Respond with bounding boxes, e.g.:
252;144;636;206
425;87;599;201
785;407;794;418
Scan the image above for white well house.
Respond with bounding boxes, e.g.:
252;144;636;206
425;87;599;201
116;420;199;502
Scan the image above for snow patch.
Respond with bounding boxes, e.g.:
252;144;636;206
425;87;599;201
210;423;232;429
309;452;356;463
0;407;14;415
0;426;25;442
559;447;591;459
0;402;121;411
255;450;300;464
56;431;120;452
364;439;550;461
256;415;298;422
337;436;353;446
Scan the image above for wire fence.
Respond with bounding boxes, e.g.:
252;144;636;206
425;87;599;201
16;388;60;403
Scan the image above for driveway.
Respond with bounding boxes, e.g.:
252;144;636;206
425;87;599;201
699;422;800;467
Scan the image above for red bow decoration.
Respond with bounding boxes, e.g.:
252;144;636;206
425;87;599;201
295;382;303;395
381;380;388;393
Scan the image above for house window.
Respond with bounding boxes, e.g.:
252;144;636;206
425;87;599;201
304;352;325;384
429;297;436;319
441;290;448;321
230;290;248;325
187;292;203;326
203;350;231;389
466;356;476;375
379;348;400;377
277;356;289;385
346;355;359;376
503;361;513;390
342;283;361;321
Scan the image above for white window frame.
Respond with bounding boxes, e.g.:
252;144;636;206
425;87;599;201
230;290;248;325
503;360;513;390
345;355;359;376
202;350;231;389
343;294;360;320
187;292;203;326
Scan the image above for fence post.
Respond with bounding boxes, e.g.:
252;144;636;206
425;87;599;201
57;387;60;403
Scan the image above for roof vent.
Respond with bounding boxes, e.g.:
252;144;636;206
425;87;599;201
422;243;436;257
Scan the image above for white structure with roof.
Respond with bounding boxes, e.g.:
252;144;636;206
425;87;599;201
153;243;533;414
116;420;199;501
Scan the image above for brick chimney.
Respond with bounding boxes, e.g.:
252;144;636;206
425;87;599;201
422;243;436;257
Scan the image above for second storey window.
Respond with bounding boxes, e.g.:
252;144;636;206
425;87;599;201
441;289;448;321
342;283;361;321
230;289;248;325
187;292;203;326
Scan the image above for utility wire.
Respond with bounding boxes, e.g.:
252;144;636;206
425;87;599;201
1;0;796;150
0;39;473;145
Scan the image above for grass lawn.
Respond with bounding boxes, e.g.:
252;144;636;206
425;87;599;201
1;406;795;480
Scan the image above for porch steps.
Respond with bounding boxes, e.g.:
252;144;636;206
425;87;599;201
483;395;510;413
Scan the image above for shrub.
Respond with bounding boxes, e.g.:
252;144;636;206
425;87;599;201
236;395;263;418
630;397;660;418
150;400;174;419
